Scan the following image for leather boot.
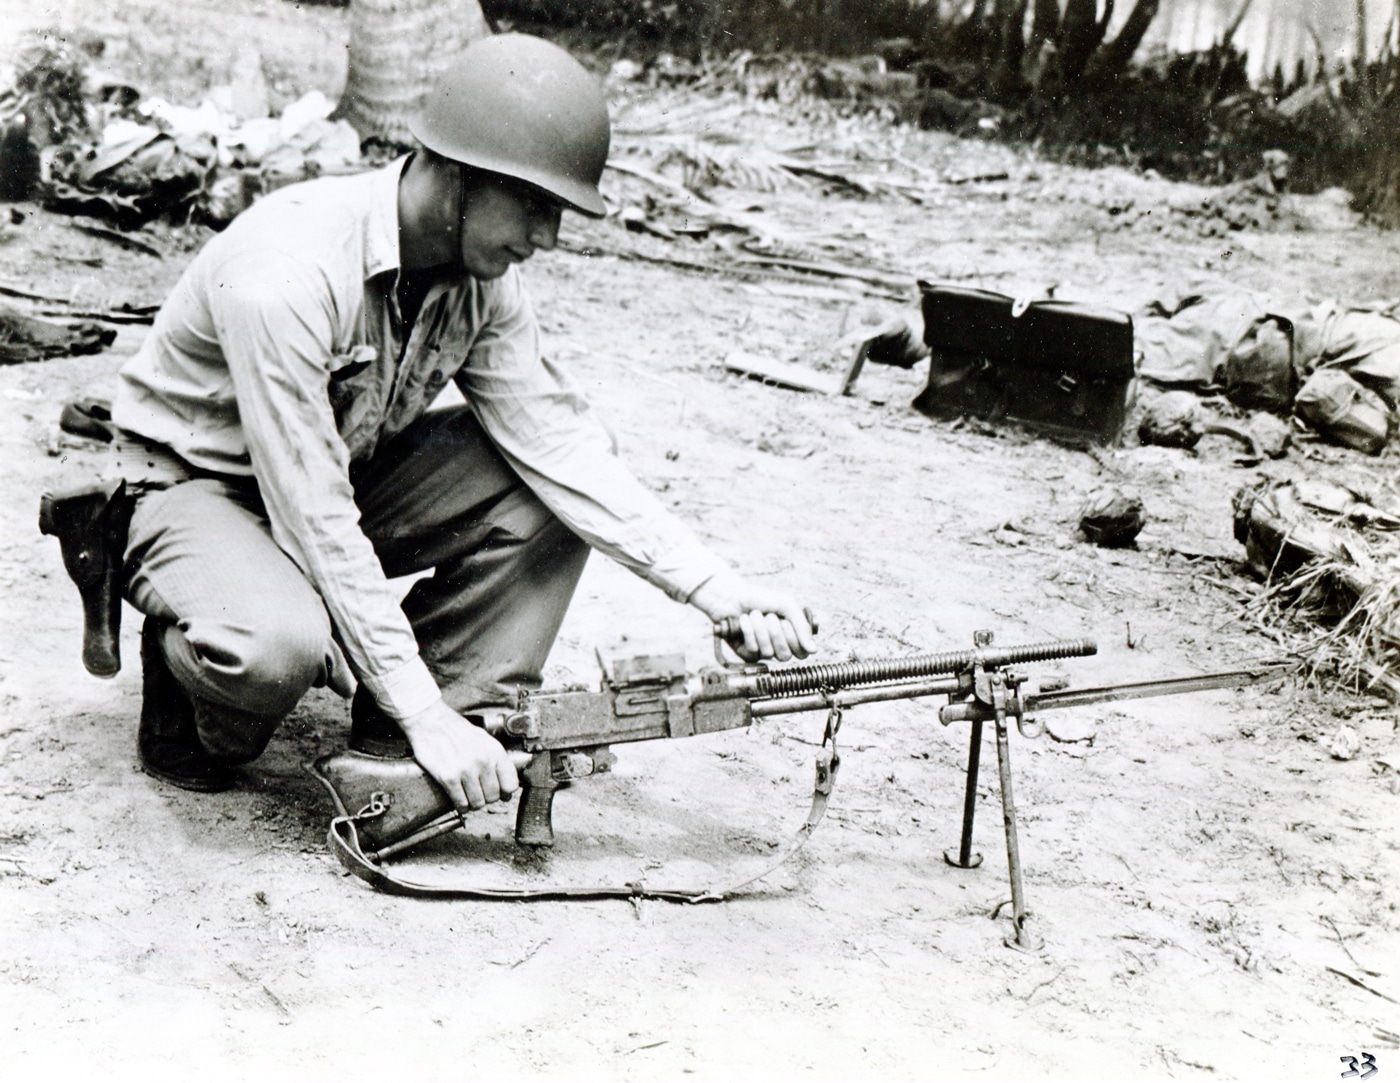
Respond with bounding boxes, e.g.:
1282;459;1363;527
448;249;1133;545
349;685;412;759
138;617;237;792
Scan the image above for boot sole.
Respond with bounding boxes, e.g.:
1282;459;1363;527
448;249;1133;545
140;758;238;793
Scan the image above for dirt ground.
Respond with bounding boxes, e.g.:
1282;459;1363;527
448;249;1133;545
2;2;1399;1080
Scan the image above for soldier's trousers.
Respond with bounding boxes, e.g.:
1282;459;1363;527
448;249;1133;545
121;406;590;764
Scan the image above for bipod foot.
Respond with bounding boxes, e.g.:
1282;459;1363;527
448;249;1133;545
993;899;1044;953
1003;925;1044;953
943;847;982;869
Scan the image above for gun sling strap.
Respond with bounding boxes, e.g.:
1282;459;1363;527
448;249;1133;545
327;716;844;902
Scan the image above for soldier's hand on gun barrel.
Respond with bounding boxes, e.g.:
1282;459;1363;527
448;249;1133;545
398;699;533;815
688;570;818;662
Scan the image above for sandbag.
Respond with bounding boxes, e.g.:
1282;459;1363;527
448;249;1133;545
1294;368;1393;456
1136;287;1267;388
1219;315;1295;412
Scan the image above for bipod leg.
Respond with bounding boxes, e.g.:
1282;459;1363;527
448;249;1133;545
995;711;1042;952
943;718;983;869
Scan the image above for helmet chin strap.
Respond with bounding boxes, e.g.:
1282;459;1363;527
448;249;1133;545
457;162;467;271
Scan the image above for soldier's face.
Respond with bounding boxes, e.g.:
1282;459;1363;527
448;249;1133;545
457;171;562;279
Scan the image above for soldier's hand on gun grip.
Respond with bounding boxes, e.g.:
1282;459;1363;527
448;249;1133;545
398;699;521;815
688;570;817;662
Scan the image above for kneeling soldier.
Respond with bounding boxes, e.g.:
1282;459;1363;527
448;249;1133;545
47;34;815;818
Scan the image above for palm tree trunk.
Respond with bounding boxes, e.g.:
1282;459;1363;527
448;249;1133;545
1028;0;1060;54
993;0;1031;94
1084;0;1163;86
336;0;491;146
1056;0;1111;83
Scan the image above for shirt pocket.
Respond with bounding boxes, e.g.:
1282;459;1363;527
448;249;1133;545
327;345;383;453
329;344;379;384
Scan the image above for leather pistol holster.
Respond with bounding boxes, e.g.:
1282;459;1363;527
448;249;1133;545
39;479;136;678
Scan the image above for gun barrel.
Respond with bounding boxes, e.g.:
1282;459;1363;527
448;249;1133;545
1025;663;1291;712
750;676;966;717
738;638;1098;700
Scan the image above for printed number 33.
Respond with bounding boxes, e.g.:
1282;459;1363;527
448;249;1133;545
1342;1053;1378;1079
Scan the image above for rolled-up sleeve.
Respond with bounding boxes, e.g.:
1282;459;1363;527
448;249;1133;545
210;250;441;719
456;272;728;602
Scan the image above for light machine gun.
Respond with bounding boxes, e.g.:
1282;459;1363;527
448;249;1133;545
314;628;1287;944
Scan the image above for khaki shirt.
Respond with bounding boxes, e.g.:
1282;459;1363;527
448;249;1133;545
113;157;725;719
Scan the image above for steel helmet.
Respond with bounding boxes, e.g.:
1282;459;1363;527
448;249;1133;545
410;34;610;218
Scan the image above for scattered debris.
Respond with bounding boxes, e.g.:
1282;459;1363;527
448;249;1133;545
59;397;117;442
1169;160;1302;236
946;170;1010;186
42;132;214;228
734;254;909;291
66;218;165;258
0;33;364;231
1326;724;1361;761
1326;966;1400;1005
0;281;157;324
0;304;116;363
723;350;833;394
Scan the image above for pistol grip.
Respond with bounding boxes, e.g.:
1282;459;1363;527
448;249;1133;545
38;480;134;678
514;753;558;847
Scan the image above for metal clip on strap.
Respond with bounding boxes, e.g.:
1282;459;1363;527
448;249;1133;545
326;751;841;903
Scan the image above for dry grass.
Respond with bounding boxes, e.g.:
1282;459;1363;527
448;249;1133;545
1243;507;1400;698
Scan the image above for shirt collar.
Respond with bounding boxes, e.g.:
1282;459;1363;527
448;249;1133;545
364;155;411;282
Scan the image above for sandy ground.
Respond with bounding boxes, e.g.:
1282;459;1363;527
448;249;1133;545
1;2;1399;1080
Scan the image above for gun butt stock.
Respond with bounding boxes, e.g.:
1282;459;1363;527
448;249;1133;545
311;751;455;852
312;749;582;853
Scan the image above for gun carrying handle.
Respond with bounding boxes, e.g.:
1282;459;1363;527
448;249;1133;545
514;752;558;847
712;607;820;662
